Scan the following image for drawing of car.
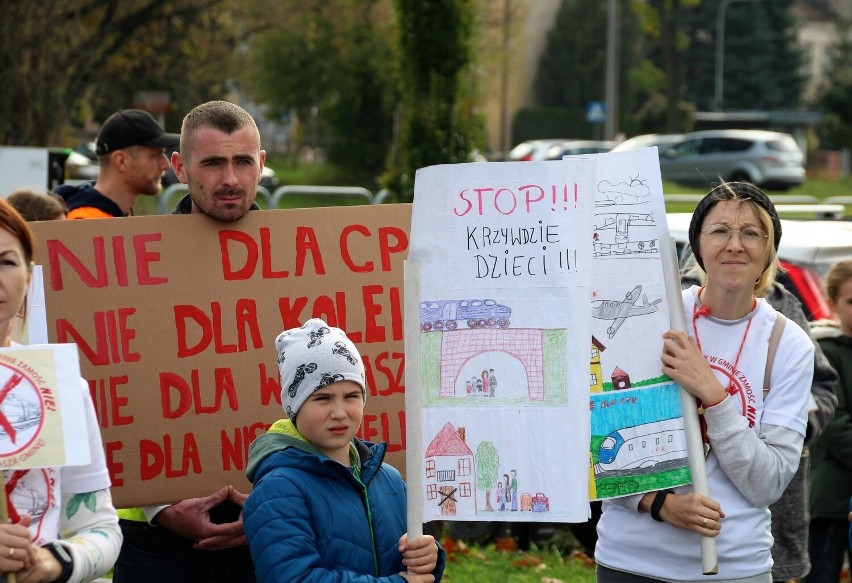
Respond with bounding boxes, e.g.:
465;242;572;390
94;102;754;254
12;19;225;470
596;418;687;472
420;299;511;331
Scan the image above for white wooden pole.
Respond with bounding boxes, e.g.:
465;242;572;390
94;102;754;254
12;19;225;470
661;237;719;575
404;260;424;542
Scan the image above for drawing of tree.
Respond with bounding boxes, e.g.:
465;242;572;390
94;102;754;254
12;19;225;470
475;441;499;512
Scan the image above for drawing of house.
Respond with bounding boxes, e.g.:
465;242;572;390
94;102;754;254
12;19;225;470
612;367;632;390
590;336;606;393
424;423;477;516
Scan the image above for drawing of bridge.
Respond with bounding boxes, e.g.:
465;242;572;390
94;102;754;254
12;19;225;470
439;328;545;400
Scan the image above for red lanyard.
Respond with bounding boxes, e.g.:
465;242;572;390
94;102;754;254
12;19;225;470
691;288;755;450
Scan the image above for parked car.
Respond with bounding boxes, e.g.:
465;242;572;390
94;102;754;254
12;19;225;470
610;133;683;154
543;140;616;160
659;129;806;190
667;212;852;320
506;139;574;162
64;149;100;181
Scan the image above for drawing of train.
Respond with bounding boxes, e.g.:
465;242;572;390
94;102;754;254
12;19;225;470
593;212;658;256
420;299;511;332
596;418;687;472
9;479;48;519
0;395;42;440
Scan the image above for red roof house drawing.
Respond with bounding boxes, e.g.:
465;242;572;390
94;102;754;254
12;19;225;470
424;422;477;516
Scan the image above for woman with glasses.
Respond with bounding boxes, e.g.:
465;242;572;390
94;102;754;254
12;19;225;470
594;182;815;583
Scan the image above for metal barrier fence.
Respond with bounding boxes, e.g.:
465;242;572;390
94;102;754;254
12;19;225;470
158;188;848;217
156;184;390;214
664;194;848;219
665;194;821;205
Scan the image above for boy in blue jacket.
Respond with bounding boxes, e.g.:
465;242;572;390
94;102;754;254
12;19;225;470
244;318;445;582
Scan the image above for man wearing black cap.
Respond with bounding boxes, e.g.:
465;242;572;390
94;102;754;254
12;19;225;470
54;109;179;219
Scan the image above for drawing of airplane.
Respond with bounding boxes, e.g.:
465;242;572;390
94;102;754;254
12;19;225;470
591;285;662;338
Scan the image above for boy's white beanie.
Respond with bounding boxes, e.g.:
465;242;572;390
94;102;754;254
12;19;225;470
275;318;366;423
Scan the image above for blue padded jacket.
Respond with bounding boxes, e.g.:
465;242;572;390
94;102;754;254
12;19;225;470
244;420;445;582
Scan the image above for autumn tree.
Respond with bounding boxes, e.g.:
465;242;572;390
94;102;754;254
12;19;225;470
0;0;240;145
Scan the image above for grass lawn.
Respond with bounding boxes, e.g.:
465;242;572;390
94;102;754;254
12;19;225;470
662;176;852;214
440;537;596;583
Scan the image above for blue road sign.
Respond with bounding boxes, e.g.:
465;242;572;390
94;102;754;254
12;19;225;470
586;101;606;124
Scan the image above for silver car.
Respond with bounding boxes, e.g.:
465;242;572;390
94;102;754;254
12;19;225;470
543;140;616;160
659;129;806;190
611;133;683;154
506;139;574;162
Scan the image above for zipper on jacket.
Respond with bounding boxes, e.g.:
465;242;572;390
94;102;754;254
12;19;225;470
352;463;380;577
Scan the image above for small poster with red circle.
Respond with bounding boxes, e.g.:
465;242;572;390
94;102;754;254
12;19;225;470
0;344;90;470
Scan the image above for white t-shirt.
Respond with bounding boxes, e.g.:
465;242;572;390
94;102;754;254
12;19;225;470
4;379;111;545
595;286;813;581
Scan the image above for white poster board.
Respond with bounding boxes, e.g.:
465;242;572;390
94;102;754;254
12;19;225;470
0;344;90;469
408;159;596;523
406;150;693;527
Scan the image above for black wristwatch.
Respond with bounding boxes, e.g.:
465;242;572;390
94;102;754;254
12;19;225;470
43;542;73;583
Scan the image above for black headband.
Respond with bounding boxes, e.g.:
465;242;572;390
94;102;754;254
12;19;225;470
687;182;781;270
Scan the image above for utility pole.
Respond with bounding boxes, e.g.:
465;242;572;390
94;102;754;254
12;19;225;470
604;0;620;140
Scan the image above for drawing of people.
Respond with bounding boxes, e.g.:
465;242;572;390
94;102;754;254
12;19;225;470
510;469;518;511
497;482;504;512
481;370;489;396
476;378;483;396
465;379;472;397
503;474;511;507
489;369;496;397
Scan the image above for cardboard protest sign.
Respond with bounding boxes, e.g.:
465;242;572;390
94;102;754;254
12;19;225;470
30;205;410;506
0;344;89;469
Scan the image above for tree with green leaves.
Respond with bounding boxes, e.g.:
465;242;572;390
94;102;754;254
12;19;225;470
529;0;672;138
243;0;396;180
680;0;805;111
628;0;699;133
475;441;499;512
817;22;852;150
385;0;483;202
534;0;608;111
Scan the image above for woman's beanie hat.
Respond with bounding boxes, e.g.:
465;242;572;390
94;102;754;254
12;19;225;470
275;318;366;423
687;181;782;271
